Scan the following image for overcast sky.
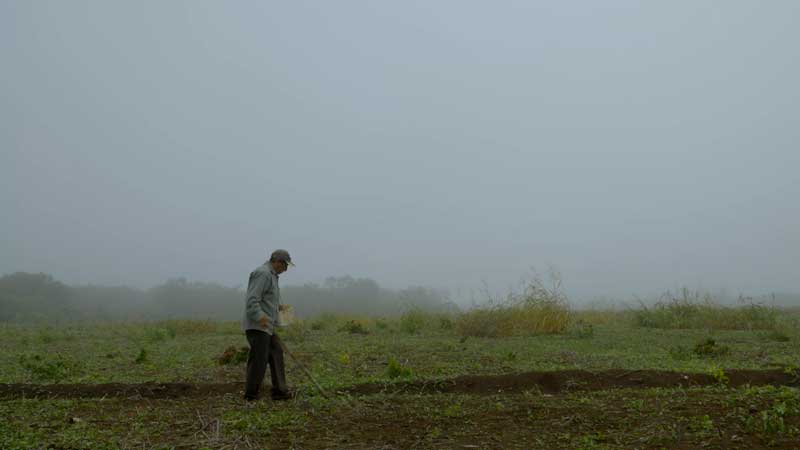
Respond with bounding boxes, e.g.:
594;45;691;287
1;1;798;303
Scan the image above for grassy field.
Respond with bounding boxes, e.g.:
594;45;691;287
1;305;800;449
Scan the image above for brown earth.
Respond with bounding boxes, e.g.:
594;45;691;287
1;369;796;399
346;368;799;395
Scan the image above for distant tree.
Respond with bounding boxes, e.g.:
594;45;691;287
0;272;71;321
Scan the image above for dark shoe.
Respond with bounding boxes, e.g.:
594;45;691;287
244;394;259;402
270;388;294;401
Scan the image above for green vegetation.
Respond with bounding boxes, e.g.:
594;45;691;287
456;276;572;337
3;284;800;448
632;289;779;330
386;356;413;378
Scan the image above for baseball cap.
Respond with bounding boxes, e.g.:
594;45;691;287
270;249;295;266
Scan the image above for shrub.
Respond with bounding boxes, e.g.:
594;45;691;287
399;308;428;334
386;356;413;378
457;271;572;338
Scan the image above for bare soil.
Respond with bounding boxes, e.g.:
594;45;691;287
1;369;796;399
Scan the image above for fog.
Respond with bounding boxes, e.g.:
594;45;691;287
2;1;798;305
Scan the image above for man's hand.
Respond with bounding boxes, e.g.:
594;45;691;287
279;304;289;312
259;314;269;329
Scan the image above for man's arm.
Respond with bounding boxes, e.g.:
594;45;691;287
245;270;271;326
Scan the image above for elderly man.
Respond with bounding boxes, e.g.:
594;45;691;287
242;249;294;401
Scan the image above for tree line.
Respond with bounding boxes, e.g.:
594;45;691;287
0;272;459;322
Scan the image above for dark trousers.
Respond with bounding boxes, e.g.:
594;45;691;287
244;330;287;399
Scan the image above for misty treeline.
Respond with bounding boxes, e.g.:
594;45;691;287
0;272;459;322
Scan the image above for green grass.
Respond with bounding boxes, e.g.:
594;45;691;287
2;310;800;449
1;310;799;387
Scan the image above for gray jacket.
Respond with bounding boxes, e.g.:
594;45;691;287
241;263;281;334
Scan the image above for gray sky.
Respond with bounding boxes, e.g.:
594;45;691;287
2;1;798;302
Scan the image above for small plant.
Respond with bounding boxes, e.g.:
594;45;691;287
441;402;463;418
338;352;351;365
310;320;325;331
708;365;729;385
386;356;413;378
338;320;369;335
135;348;148;364
577;432;606;449
18;354;76;383
687;415;714;434
693;337;729;357
218;346;249;365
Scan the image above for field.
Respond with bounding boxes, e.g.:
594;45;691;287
2;306;800;449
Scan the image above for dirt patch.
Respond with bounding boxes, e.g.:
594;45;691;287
344;369;799;395
1;369;796;400
0;382;243;399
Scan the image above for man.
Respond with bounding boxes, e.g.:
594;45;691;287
242;249;294;401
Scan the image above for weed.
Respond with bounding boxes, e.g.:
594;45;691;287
693;338;729;357
218;346;249;365
687;415;714;434
18;354;77;383
462;274;573;338
708;365;729;385
134;348;148;364
441;402;463;418
338;320;369;335
633;289;777;330
386;356;413;378
577;432;607;449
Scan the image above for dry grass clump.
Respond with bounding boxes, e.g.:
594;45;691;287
632;289;778;330
456;272;572;338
